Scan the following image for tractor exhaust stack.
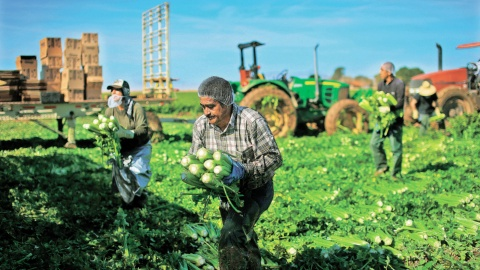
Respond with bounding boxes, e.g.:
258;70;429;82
313;44;320;103
436;43;442;71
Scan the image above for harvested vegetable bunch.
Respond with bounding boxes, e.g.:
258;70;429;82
359;91;401;136
180;222;221;269
180;148;243;212
429;112;446;122
83;114;122;167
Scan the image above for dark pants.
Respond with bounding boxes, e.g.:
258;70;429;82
418;113;431;136
370;124;403;177
219;181;274;270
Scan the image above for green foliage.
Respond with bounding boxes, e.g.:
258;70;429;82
359;91;400;136
145;91;203;116
354;75;374;87
0;119;479;269
447;112;480;139
395;67;424;86
292;245;407;269
261;95;279;110
331;67;345;80
83;114;122;167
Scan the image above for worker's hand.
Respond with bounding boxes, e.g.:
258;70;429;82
378;106;391;114
434;107;441;116
412;109;419;120
181;172;188;182
222;156;245;186
116;126;135;139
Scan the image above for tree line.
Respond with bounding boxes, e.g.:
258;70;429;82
330;66;424;89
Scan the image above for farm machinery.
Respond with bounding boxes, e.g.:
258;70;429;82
407;42;480;125
229;41;369;137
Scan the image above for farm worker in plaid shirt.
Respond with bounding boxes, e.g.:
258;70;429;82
186;76;283;270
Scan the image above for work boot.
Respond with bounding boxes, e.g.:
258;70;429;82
374;167;388;177
64;142;77;149
391;175;401;181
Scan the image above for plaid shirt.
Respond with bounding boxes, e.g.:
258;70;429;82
189;103;283;189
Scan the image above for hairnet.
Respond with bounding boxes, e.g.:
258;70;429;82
198;76;234;105
381;62;395;75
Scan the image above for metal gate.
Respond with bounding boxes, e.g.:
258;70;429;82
142;3;172;98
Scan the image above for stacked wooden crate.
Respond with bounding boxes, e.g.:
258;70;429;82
81;33;103;100
4;34;104;103
15;56;49;101
16;56;37;80
19;80;48;102
62;38;84;102
40;37;62;92
0;70;23;102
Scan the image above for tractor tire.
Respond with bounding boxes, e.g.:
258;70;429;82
146;111;165;143
324;99;369;135
437;87;475;127
239;84;297;138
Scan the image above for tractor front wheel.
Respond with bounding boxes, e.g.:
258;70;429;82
239;85;297;138
437;87;475;128
325;99;369;135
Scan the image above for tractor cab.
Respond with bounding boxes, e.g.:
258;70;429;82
458;42;480;91
238;41;265;86
467;61;480;90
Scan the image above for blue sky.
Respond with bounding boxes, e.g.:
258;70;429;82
1;0;479;91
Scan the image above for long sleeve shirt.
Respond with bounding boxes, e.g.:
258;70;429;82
378;77;405;126
378;77;405;112
189;103;283;190
105;101;150;153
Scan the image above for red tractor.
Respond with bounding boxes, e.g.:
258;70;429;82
407;42;480;125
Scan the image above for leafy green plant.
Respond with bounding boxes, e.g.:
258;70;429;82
261;95;279;110
359;91;401;136
447;112;480;139
83;114;122;167
1;120;479;269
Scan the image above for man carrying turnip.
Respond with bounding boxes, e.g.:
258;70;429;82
370;62;405;180
186;76;283;269
105;79;152;208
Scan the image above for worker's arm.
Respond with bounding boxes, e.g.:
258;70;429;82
410;94;419;120
410;97;418;111
241;117;283;190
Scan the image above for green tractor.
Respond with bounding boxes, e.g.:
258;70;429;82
230;41;370;137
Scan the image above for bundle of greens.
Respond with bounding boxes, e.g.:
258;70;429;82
83;114;122;167
359;91;401;136
180;148;243;213
429;112;446;122
179;222;221;269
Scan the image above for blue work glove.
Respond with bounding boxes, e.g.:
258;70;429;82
222;156;246;186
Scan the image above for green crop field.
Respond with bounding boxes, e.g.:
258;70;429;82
0;98;479;269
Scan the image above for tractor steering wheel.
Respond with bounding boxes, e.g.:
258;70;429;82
467;62;479;75
276;69;288;80
467;62;480;90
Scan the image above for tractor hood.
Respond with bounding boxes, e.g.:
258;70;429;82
409;68;467;95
